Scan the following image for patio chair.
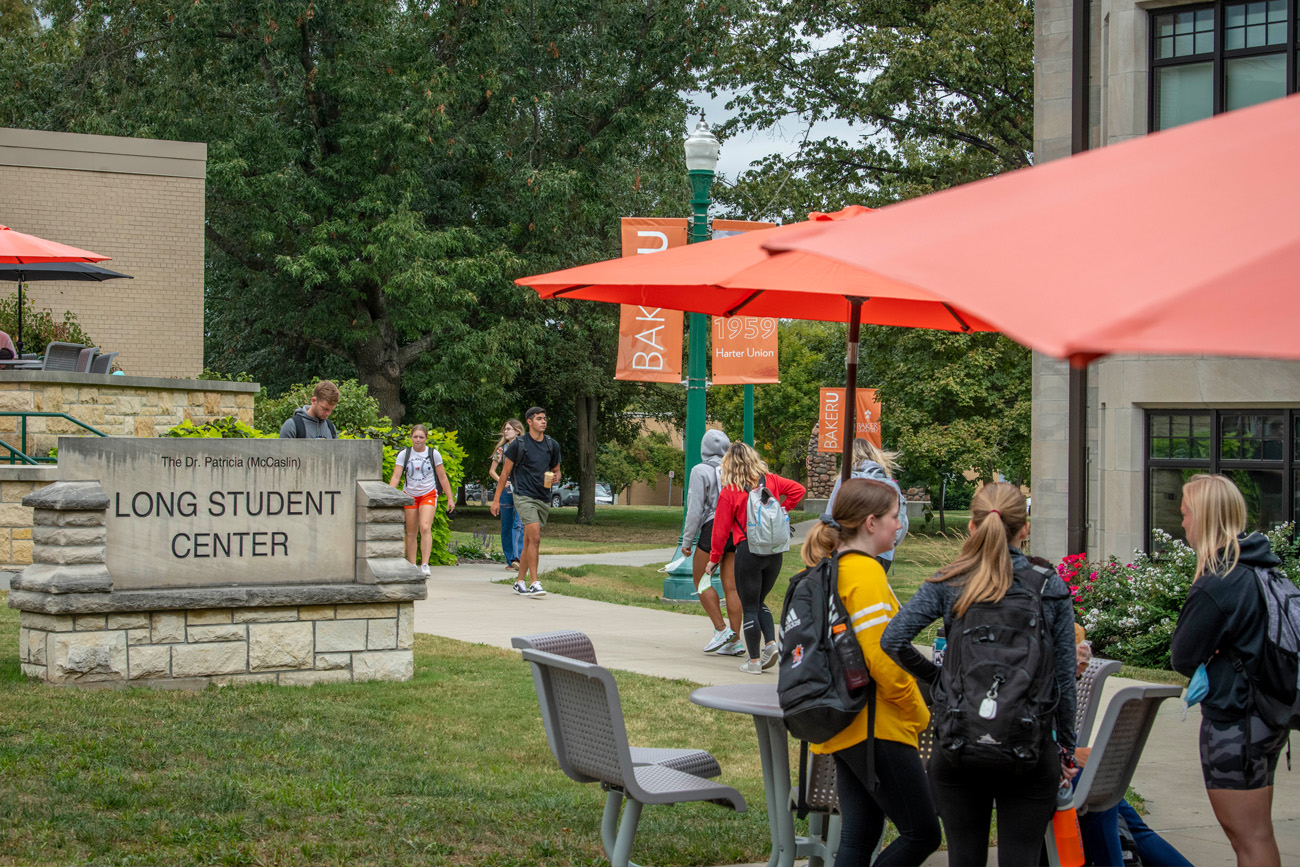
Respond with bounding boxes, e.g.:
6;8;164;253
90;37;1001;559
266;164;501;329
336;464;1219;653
39;342;86;372
517;644;746;867
89;351;117;374
1045;684;1182;866
1075;658;1122;746
512;631;723;778
74;346;97;373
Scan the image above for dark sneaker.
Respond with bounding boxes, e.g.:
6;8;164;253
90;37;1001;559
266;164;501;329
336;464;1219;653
526;581;547;597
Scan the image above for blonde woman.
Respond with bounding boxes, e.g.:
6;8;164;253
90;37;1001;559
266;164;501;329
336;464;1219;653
802;478;940;866
489;419;526;569
1171;474;1286;867
881;483;1077;866
707;442;804;673
827;438;909;572
388;425;455;575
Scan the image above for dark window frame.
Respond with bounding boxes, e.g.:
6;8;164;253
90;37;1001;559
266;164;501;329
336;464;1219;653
1148;0;1298;130
1144;408;1298;549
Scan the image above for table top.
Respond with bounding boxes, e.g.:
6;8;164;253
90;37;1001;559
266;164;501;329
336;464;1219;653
690;683;783;718
0;359;42;369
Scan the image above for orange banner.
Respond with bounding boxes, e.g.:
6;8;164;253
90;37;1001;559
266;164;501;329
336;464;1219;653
711;219;777;238
615;218;688;382
712;316;779;384
818;388;882;453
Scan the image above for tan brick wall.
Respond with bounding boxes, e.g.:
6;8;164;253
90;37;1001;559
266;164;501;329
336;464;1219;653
0;130;205;378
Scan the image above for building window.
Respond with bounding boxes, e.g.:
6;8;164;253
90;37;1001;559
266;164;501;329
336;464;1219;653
1149;0;1298;131
1146;409;1297;549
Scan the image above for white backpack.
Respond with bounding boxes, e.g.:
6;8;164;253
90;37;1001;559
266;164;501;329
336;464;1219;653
745;479;791;555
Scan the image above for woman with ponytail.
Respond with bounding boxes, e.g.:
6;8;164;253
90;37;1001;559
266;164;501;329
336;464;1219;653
803;479;941;866
827;438;909;572
881;482;1077;866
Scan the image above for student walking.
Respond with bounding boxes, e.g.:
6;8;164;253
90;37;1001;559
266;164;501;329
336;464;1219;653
881;482;1078;867
489;419;526;570
490;406;560;597
680;430;741;653
1170;474;1288;867
803;478;941;866
387;424;455;575
278;380;340;439
827;438;909;573
708;442;804;674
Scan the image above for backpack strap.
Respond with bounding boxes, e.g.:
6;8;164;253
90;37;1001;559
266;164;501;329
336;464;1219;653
327;419;337;438
399;447;412;479
293;414;305;438
1012;562;1054;596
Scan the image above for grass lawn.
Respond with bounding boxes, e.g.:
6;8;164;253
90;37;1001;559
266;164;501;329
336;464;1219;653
0;596;778;867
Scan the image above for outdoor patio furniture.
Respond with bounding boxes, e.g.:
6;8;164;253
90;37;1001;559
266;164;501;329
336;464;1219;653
74;347;97;373
40;342;86;372
1076;658;1122;746
89;351;118;374
518;642;746;867
511;631;723;778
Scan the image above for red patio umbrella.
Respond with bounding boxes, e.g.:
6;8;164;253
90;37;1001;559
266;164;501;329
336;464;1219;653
517;207;999;481
763;94;1300;366
0;225;112;355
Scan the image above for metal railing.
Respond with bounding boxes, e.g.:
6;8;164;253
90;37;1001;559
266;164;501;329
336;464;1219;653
0;412;107;464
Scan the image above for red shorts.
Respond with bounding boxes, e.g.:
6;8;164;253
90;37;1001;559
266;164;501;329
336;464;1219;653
405;491;438;510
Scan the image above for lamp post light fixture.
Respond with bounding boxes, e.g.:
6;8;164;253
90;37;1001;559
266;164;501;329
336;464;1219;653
664;119;723;598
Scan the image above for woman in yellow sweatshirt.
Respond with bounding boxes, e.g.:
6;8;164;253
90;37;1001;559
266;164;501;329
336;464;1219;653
801;478;940;866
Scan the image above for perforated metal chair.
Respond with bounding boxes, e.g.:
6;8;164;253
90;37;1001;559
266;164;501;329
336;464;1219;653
39;342;86;372
74;346;97;372
1075;658;1122;746
516;639;745;867
89;351;118;374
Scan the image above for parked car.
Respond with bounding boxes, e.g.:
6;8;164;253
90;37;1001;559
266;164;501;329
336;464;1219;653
551;481;614;508
462;481;488;504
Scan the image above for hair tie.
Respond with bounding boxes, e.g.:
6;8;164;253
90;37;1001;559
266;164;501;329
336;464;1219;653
988;509;1002;518
819;512;842;531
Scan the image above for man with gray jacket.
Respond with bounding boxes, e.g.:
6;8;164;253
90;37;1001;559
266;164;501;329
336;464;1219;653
679;430;744;654
278;381;340;439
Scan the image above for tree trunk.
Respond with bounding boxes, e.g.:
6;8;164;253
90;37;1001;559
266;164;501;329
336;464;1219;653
356;357;405;424
575;393;598;525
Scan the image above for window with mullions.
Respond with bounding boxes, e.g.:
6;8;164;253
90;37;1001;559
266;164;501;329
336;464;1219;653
1149;0;1297;131
1145;409;1297;550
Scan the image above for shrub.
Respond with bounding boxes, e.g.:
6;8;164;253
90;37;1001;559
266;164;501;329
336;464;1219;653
0;292;92;351
254;380;388;434
1068;525;1300;669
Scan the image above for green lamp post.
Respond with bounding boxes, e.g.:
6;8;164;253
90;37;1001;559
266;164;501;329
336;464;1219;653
663;118;722;599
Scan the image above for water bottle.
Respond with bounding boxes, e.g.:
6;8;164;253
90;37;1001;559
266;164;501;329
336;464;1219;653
831;622;870;691
932;627;946;668
1051;777;1085;867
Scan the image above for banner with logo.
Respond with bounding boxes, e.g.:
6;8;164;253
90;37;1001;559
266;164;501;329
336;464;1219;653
818;388;883;453
615;218;688;382
712;316;780;384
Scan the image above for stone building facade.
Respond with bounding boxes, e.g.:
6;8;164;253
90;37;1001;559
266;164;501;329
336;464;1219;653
1033;0;1300;560
0;128;206;378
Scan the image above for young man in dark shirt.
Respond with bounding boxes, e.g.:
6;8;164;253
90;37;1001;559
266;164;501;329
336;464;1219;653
491;406;561;596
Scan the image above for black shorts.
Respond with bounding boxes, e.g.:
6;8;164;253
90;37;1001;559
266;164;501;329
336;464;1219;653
696;519;714;554
1199;714;1289;790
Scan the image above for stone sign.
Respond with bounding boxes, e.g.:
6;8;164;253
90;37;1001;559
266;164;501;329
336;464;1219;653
57;438;379;590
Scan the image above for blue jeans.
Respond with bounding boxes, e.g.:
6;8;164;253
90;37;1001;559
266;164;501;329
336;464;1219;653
1079;798;1192;866
499;490;523;563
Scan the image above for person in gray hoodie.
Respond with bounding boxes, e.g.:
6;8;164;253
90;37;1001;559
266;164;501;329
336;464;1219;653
828;438;908;573
278;381;340;439
680;429;742;654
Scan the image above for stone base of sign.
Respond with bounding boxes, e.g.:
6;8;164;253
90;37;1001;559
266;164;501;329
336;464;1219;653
805;423;838;498
17;601;415;686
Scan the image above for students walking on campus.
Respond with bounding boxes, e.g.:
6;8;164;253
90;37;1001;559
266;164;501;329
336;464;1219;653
881;482;1078;867
680;430;742;653
490;406;560;597
387;424;455;575
278;380;340;439
827;438;909;573
803;478;941;866
1170;474;1288;867
708;442;804;673
489;419;526;570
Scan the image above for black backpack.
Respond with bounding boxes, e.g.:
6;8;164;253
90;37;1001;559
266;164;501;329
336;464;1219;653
931;562;1059;769
1233;566;1300;731
292;413;338;439
777;552;873;744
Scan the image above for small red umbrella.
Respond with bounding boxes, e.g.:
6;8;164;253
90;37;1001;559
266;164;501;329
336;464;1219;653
763;94;1300;366
0;226;112;354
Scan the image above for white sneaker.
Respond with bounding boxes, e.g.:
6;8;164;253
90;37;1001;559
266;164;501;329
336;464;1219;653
715;639;746;657
526;581;547;597
703;628;734;653
760;642;779;670
513;581;529;595
739;660;764;675
420;564;431;576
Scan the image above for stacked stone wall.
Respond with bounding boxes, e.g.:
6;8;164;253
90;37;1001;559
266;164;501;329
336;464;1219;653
805;424;838;497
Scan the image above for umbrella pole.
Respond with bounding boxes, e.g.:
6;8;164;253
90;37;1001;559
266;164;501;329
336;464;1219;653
15;275;23;357
841;298;865;483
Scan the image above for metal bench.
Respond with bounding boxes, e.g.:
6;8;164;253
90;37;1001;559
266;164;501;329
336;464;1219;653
515;634;745;867
1076;658;1122;746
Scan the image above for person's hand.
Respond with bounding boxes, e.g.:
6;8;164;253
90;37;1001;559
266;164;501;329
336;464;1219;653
1061;760;1080;783
704;560;718;575
681;544;692;556
489;501;500;517
446;502;456;516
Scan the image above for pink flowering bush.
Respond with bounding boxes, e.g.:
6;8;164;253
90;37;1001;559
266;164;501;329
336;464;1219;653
1066;525;1300;669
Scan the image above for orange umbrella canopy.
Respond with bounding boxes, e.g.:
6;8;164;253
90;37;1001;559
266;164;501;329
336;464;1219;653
516;207;996;333
766;95;1300;365
0;225;110;265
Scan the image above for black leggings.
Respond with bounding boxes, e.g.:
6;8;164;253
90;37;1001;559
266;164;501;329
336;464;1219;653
928;745;1060;866
734;540;783;659
832;737;941;866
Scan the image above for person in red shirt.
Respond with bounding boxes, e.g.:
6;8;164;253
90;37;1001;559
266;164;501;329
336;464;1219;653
708;442;805;674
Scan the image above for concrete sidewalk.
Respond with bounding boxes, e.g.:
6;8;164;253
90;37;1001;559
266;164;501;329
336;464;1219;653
415;558;1300;866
